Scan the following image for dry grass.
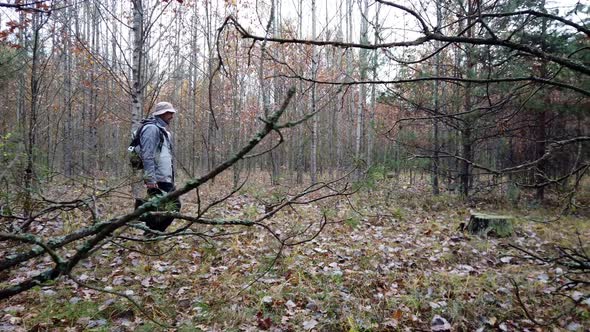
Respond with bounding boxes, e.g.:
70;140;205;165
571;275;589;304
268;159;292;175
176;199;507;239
1;173;589;331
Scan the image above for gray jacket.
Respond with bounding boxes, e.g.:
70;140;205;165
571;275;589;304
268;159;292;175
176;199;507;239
140;116;174;184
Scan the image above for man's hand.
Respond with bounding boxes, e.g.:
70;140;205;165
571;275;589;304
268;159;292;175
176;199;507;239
146;183;162;197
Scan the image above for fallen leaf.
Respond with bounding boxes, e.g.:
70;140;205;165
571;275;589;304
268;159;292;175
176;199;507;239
537;273;549;283
302;319;318;330
486;316;497;326
285;300;297;311
431;315;451;331
256;311;272;330
500;256;512;264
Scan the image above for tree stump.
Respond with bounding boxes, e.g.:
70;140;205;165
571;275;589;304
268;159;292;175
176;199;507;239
467;213;514;237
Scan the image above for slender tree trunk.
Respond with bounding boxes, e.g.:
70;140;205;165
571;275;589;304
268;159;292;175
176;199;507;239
191;1;200;176
535;0;549;201
231;8;243;189
368;2;380;172
356;0;369;178
461;128;472;197
460;0;476;198
432;0;443;195
89;2;99;174
231;82;243;189
204;0;217;176
269;0;281;185
257;0;276;183
294;0;304;184
310;0;318;183
131;0;144;131
111;0;118;72
347;0;353;167
61;1;73;177
336;2;345;172
17;10;26;140
24;12;42;216
131;0;145;200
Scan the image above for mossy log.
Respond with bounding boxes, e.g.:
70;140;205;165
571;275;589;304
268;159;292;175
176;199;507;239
467;213;514;237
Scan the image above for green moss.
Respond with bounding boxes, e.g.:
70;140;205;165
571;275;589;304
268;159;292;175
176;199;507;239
345;215;361;229
390;207;405;221
242;204;259;219
26;299;104;329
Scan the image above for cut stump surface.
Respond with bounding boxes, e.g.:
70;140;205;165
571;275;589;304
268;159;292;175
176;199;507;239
467;213;514;237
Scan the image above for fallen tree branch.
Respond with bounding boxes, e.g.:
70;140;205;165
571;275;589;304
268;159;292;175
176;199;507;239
0;87;296;300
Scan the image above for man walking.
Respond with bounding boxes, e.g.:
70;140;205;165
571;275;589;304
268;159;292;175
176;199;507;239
134;101;181;233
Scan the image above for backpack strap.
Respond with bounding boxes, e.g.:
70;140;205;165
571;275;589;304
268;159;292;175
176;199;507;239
130;121;168;150
144;124;168;151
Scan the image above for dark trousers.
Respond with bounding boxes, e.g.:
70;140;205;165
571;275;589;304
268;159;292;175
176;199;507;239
134;182;181;232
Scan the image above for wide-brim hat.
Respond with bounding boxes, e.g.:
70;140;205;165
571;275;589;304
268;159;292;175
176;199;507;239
153;102;177;116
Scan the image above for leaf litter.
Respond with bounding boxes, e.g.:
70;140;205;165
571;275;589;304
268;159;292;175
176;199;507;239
0;177;588;331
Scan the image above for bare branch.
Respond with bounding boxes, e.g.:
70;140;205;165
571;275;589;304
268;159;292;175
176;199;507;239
0;87;297;299
414;137;590;175
226;14;590;76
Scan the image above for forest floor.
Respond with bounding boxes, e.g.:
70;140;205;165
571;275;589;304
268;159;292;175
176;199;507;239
1;172;589;331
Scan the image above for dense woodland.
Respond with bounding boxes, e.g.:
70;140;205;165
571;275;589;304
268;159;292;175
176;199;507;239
0;0;589;330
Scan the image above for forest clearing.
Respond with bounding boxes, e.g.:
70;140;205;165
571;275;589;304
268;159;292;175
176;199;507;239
0;172;588;331
0;0;589;330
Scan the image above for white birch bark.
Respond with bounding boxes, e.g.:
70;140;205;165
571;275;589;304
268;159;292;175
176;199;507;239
356;0;369;178
295;0;304;184
131;0;145;199
310;0;318;183
368;1;380;171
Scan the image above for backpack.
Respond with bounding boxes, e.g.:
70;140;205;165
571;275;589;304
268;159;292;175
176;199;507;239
128;119;168;170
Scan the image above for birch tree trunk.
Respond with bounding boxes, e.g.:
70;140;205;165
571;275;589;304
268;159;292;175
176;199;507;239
368;2;381;171
131;0;145;200
310;0;318;183
356;0;369;178
295;0;304;184
335;0;345;172
257;0;275;183
269;0;281;185
346;0;355;173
